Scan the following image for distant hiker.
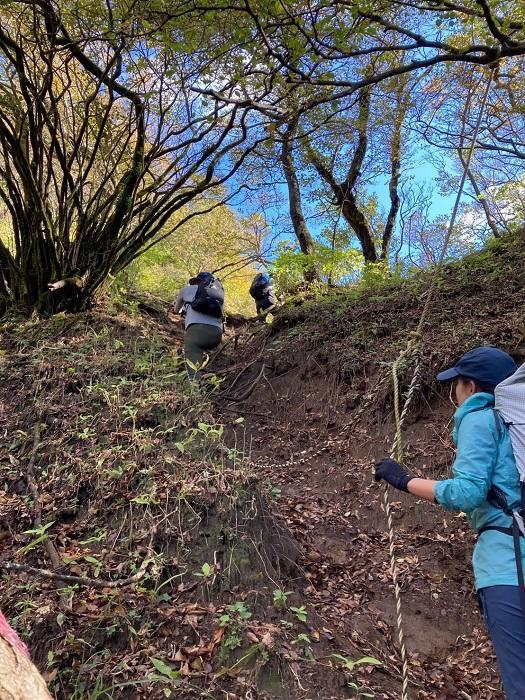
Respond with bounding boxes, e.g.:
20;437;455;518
249;272;276;315
375;346;525;700
172;272;224;380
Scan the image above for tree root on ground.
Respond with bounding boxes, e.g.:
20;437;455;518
1;557;152;590
222;363;267;403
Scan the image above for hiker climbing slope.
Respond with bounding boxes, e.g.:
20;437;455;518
173;272;224;380
375;346;525;700
249;272;276;315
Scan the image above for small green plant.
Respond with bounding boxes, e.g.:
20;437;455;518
196;421;224;439
131;492;159;506
332;654;382;673
174;420;224;455
225;601;251;621
79;530;108;545
218;600;252;663
291;633;314;660
262;479;282;501
221;631;242;655
149;657;181;682
122;404;139;432
206;373;224;391
147;574;180;603
290;605;307;623
83;555;103;578
270;486;282;500
272;589;291;609
17;521;55;556
195;562;215;579
77;426;96;440
332;654;382;697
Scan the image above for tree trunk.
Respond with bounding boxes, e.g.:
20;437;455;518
382;78;410;259
338;85;378;263
340;190;378;263
281;118;318;281
306;86;379;264
0;611;52;699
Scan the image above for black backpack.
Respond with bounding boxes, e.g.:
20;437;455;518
190;276;224;318
249;273;271;300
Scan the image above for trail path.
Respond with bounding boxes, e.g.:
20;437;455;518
216;333;504;699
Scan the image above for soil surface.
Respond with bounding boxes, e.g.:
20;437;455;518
216;347;503;700
213;233;525;699
1;233;524;699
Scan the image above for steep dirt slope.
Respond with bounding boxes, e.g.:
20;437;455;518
0;309;359;699
1;233;524;700
216;232;525;699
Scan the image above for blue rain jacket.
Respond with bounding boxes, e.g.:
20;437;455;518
434;392;525;590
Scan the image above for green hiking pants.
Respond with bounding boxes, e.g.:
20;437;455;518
184;323;222;379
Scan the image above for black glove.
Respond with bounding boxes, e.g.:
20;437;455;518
374;459;414;492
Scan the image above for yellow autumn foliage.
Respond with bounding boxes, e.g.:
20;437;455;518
125;201;263;316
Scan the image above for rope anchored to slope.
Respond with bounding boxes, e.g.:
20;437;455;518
381;65;496;700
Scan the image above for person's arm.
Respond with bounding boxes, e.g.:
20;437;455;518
374;459;436;500
434;411;498;512
407;478;437;501
172;289;185;314
375;411;498;512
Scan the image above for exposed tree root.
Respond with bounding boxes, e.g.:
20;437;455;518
1;557;152;590
222;363;267;403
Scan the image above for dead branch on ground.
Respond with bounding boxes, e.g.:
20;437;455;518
1;556;151;590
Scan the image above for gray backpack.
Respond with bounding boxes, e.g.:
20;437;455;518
480;362;525;615
495;362;525;537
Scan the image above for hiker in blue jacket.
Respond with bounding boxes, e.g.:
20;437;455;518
375;346;525;700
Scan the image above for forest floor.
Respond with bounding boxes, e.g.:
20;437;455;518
1;233;524;699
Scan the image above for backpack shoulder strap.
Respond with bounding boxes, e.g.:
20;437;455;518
492;408;503;439
468;405;502;439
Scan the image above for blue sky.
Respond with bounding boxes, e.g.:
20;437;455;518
233;156;459;257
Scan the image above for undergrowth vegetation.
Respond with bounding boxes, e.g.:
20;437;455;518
273;230;525;391
1;231;524;698
0;313;300;698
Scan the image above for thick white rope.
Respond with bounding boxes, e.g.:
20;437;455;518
381;67;495;699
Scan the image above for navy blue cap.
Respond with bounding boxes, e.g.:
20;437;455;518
436;346;517;386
